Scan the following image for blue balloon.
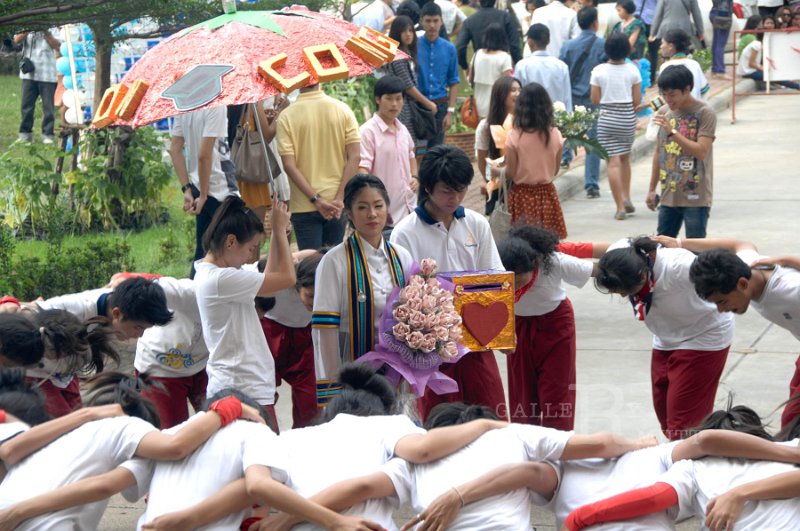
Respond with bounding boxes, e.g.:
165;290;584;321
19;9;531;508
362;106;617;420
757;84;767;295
63;75;73;89
56;56;71;75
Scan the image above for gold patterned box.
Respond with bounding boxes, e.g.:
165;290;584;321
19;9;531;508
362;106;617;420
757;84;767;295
437;270;516;351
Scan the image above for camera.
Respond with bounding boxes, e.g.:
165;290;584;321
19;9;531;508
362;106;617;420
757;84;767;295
20;57;35;74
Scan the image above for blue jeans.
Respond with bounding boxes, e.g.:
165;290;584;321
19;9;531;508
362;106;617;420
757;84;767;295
711;27;729;74
428;101;449;149
292;211;346;251
657;206;710;238
744;70;800;90
574;96;600;192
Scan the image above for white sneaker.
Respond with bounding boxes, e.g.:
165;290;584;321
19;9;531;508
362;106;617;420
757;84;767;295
41;135;54;144
17;133;32;142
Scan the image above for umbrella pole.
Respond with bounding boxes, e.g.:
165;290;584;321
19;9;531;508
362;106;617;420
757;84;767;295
250;102;278;199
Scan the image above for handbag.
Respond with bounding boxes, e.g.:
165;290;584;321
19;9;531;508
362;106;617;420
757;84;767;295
710;8;732;30
461;52;480;129
489;173;512;243
231;104;281;185
19;35;34;74
409;100;437;141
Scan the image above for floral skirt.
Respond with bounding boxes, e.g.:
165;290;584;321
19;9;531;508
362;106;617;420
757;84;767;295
508;182;567;239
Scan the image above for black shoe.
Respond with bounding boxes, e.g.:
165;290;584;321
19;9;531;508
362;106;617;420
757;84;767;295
586;189;600;198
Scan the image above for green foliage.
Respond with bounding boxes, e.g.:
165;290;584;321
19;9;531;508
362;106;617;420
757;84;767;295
324;75;379;125
0;215;133;300
449;103;473;133
555;106;609;161
692;49;713;75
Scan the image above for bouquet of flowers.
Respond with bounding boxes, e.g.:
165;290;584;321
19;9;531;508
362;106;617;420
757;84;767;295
553;102;608;161
359;258;468;396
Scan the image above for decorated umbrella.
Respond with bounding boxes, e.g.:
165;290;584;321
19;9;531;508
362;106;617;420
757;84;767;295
90;3;401;187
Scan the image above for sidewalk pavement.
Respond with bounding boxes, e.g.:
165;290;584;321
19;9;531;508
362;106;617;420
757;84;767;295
99;82;798;529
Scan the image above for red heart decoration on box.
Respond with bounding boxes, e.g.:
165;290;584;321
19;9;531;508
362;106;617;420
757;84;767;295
462;302;509;347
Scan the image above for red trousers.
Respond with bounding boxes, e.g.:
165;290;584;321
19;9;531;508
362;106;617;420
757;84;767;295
651;346;729;440
781;354;800;427
260;317;317;429
417;350;508;422
139;371;209;429
507;298;576;430
28;376;82;418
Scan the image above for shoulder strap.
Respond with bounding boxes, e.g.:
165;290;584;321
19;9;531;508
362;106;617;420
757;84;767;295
570;35;598;85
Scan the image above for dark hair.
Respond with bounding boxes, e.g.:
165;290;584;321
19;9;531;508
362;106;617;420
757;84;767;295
395;4;420;27
508;225;558;274
420;1;442;19
527;23;550;47
743;14;762;31
689;397;773;441
657;64;694;92
577;6;598;30
417;145;474;205
498;237;535;274
616;0;636;15
254;296;276;314
320;363;397;423
343;174;391;229
0;368;50;426
513;82;554;146
390;15;418;62
34;310;119;374
0;314;45;366
689;249;752;300
663;28;692;54
374;75;406;100
595;237;657;294
482;23;509;52
424;402;497;429
84;372;160;427
296;250;326;289
107;277;173;326
486;77;521;159
604;31;630;61
761;15;776;28
202;195;265;256
203;388;270;424
479;0;496;8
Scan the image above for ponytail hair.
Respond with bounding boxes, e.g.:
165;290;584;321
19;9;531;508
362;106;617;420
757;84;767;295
319;363;397;423
202;196;265;255
33;310;120;374
0;368;50;425
424;402;498;429
595;236;657;294
689;396;773;441
507;225;559;274
84;372;161;427
0;314;45;367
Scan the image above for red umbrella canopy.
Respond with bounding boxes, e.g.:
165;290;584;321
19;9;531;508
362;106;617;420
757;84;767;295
105;7;400;127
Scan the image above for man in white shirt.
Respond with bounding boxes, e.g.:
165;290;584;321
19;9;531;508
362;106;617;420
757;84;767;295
170;107;239;279
530;0;580;57
515;24;573;111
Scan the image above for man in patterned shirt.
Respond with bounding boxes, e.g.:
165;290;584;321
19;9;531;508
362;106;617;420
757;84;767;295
13;29;60;144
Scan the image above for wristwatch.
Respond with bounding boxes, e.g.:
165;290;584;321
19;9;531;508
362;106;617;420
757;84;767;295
667;128;678;139
446;107;455;113
181;183;192;193
309;193;321;204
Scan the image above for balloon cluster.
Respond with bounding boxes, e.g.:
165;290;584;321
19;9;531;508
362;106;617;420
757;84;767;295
56;28;96;125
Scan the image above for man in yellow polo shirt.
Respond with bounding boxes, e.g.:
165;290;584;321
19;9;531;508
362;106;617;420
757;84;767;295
277;84;361;250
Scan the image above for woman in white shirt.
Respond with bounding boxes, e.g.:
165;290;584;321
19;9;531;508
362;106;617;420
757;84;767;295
590;33;641;221
595;236;734;440
194;195;295;430
471;23;513;119
311;175;413;407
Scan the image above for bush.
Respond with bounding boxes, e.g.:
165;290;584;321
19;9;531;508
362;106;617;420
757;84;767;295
325;75;378;125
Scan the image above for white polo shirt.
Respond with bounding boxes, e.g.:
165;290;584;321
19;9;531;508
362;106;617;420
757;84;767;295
737;250;800;341
390;205;504;272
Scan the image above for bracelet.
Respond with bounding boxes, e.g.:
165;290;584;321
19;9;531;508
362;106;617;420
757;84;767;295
676;238;682;248
0;295;20;307
309;193;321;204
208;396;242;427
451;486;465;507
447;107;455;113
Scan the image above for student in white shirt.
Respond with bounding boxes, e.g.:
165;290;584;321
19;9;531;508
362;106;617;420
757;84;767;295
0;372;265;530
530;0;580;57
194;195;295;430
390;144;507;422
246;364;509;530
410;403;800;531
311;175;413;407
656;236;800;428
498;226;605;430
657;29;710;100
258;250;323;428
595;236;734;440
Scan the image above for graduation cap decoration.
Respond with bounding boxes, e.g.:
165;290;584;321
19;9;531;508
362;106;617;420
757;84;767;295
161;65;234;112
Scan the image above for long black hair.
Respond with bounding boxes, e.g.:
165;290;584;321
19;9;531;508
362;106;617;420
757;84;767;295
84;372;161;427
389;15;418;63
513;82;554;147
595;237;658;295
0;368;50;426
486;77;520;160
424;402;498;430
319;363;397;423
34;310;119;374
202;195;265;255
508;225;558;275
689;396;773;441
0;314;45;366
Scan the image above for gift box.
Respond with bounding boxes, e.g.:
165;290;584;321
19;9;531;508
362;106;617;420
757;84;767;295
436;270;516;351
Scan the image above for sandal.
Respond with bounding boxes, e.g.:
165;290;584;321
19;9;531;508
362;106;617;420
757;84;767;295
614;211;627;220
623;200;636;214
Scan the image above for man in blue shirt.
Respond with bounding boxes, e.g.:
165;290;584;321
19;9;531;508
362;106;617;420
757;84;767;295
560;7;606;198
417;2;460;149
515;24;573;111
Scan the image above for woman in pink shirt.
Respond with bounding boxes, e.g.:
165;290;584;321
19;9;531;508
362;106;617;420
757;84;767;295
504;82;566;238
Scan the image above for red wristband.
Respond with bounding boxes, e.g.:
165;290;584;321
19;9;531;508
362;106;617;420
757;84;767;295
240;517;262;531
0;409;6;423
556;242;594;259
208;396;242;427
0;295;20;307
